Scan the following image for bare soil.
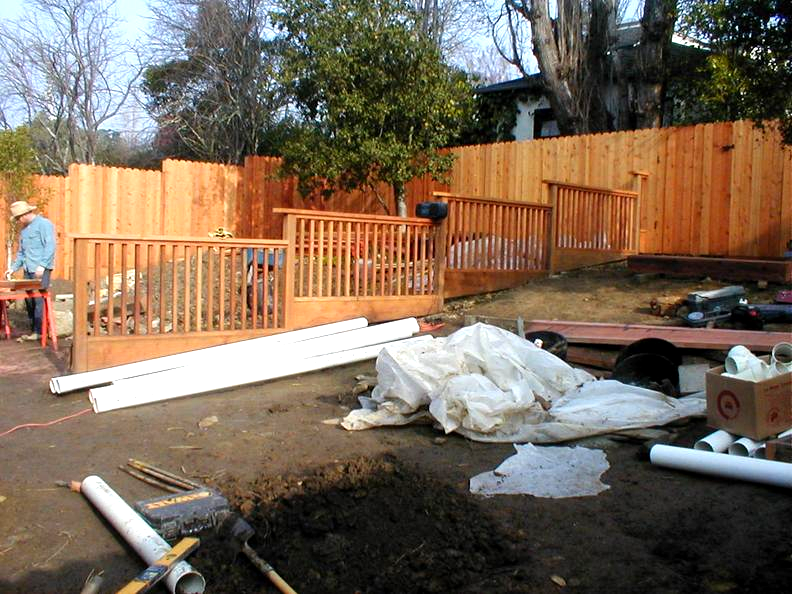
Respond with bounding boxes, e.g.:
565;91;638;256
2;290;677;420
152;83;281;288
1;263;790;594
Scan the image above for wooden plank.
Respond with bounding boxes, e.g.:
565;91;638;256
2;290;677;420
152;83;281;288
291;294;442;327
627;254;792;283
444;269;546;299
523;320;789;352
75;329;285;372
553;248;633;272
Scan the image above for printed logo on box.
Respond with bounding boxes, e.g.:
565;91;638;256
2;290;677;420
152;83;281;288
717;390;740;420
767;407;780;424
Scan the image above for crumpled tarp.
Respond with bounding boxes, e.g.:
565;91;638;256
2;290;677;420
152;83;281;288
341;323;705;443
469;444;611;498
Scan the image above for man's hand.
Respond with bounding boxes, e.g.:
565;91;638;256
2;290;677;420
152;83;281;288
4;269;12;280
34;266;45;279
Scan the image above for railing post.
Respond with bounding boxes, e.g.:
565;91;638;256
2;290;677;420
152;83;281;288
71;237;89;372
435;216;447;304
630;170;648;252
282;213;297;330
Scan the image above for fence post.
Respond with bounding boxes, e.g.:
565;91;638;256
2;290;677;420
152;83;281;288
71;237;89;372
545;182;558;273
282;213;297;330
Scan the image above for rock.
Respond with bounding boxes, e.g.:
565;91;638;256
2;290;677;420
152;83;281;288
54;309;73;337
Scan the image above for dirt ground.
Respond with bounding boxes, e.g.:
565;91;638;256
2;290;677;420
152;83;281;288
1;263;791;594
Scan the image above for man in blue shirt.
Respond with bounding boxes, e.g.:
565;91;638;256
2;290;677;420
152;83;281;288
5;200;56;340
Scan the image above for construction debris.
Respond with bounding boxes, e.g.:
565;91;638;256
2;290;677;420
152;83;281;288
341;324;705;443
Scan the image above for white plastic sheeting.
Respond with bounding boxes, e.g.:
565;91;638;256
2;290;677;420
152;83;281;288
469;444;611;498
342;323;706;443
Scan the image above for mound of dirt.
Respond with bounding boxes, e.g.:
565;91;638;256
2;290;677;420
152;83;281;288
191;455;527;593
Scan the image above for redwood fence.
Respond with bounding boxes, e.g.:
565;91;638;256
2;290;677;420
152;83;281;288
2;120;789;282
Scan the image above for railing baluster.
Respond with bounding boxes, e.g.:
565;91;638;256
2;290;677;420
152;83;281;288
344;222;352;297
218;244;225;331
262;248;270;328
298;218;305;297
93;242;101;335
159;244;166;333
195;246;203;332
120;243;128;334
106;243;115;336
206;246;214;331
229;247;237;330
251;247;259;329
317;221;324;298
171;244;178;332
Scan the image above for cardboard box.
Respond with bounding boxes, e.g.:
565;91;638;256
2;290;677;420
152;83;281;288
706;356;792;440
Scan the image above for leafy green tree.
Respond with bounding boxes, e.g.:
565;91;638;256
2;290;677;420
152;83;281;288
677;0;791;143
272;0;473;216
0;127;38;264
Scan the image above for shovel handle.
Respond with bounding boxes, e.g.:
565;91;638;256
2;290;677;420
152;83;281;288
243;542;298;594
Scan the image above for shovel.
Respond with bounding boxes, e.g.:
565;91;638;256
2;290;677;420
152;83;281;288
221;514;298;594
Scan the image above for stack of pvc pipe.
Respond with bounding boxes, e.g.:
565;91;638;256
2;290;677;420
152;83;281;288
721;342;792;382
84;317;426;413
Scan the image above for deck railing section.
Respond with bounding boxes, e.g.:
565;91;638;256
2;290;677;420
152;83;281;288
545;181;639;252
275;209;443;299
71;235;290;370
432;192;553;272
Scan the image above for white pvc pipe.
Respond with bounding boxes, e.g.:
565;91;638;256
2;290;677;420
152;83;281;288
50;317;369;394
771;342;792;376
753;427;792;459
727;436;763;457
693;429;735;452
90;334;431;413
649;444;792;489
79;476;205;594
724;345;762;374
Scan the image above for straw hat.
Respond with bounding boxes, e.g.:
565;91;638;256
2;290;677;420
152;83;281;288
9;200;37;221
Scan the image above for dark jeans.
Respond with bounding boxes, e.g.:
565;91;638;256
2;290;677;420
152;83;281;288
24;269;51;334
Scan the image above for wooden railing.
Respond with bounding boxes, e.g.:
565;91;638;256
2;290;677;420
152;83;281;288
276;209;444;327
544;180;639;271
71;234;290;371
432;192;552;298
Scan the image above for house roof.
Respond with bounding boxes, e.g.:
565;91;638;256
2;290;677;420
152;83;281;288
476;21;705;95
475;74;543;95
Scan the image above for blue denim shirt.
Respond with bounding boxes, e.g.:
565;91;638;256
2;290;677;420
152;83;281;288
11;215;56;273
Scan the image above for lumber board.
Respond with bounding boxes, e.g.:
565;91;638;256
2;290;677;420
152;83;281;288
628;254;792;282
523;320;790;352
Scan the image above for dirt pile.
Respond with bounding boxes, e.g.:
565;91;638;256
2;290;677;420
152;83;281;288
191;455;527;594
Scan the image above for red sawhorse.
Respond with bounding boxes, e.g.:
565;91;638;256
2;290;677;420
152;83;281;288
0;289;58;350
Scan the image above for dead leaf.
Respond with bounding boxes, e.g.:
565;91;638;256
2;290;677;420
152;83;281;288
0;495;6;504
550;575;567;587
198;415;218;430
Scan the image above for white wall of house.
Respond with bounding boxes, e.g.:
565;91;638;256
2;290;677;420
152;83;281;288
512;95;558;141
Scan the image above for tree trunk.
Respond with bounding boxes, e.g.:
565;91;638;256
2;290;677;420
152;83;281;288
526;1;583;135
395;182;407;218
631;0;677;129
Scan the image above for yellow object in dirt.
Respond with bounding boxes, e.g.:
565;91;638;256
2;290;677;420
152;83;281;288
116;537;200;594
208;227;234;239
